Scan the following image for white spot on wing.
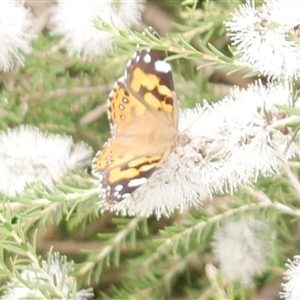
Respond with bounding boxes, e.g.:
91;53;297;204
154;60;171;73
121;193;130;199
115;184;123;191
108;90;114;99
107;109;111;120
128;177;147;188
110;123;117;136
144;53;151;63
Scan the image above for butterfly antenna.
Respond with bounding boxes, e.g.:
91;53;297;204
185;106;208;131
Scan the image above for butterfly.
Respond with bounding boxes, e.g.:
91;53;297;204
92;27;190;203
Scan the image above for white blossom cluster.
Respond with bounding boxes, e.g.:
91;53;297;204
50;0;145;57
1;252;93;300
0;0;33;71
212;218;270;285
280;256;300;299
226;0;300;79
0;0;145;70
0;125;93;196
101;82;300;218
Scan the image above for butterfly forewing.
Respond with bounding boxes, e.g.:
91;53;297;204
125;47;178;128
107;78;148;136
92;28;180;203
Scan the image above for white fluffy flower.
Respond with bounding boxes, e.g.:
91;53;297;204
212;218;271;285
226;0;300;79
99;82;300;218
0;125;93;196
1;252;93;300
50;0;145;58
280;256;300;299
0;0;33;72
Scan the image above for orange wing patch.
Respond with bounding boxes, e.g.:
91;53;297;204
108;79;147;131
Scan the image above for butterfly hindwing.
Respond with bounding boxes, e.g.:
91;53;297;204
93;139;162;202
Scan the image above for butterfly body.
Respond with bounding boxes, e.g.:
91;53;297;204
93;28;189;203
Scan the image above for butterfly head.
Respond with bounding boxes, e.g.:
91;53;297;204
175;131;191;147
